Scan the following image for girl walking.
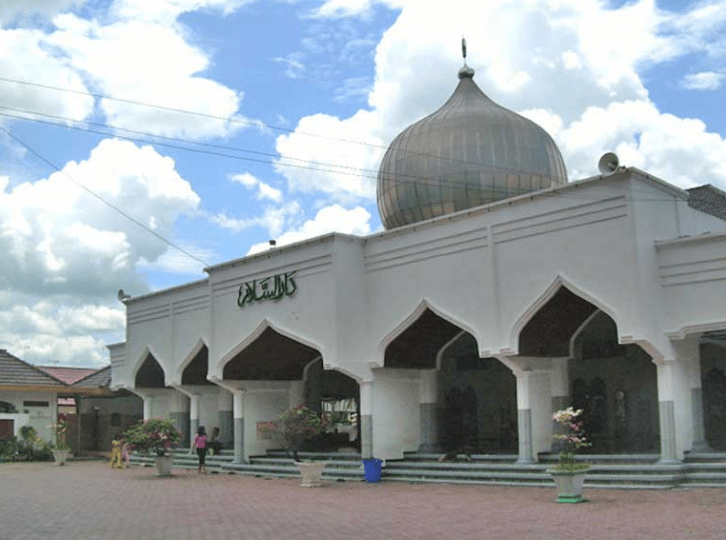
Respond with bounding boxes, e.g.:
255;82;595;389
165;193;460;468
193;426;208;474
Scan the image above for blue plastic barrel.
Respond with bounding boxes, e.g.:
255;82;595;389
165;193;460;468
362;458;382;482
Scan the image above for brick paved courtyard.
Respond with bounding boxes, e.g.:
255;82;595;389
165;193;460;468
2;461;726;539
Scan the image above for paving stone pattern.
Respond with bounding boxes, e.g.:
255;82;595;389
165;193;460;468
1;461;726;540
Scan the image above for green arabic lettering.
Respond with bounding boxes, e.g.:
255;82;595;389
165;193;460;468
237;280;258;307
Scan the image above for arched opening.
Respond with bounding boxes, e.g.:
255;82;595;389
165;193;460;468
384;308;516;454
135;353;165;388
701;339;726;450
570;311;658;453
304;359;361;451
384;308;461;369
438;333;517;453
515;283;661;455
181;345;213;386
223;327;319;380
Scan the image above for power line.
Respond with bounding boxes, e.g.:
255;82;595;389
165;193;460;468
0;125;210;267
0;75;390;150
0;106;691;204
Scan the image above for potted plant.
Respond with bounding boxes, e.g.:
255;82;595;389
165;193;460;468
260;404;329;487
122;419;181;476
48;413;72;465
548;407;591;503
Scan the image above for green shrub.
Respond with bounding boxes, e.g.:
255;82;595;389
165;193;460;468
0;437;18;462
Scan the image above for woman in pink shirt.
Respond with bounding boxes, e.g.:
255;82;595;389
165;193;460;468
193;426;208;474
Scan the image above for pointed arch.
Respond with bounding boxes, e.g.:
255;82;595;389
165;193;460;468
215;318;324;379
129;345;167;388
172;338;209;385
507;275;621;356
374;298;480;368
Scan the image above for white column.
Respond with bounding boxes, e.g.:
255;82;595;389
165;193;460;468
218;389;233;448
419;370;438;453
679;336;711;453
143;396;153;420
233;389;245;464
550;358;570;453
360;380;373;459
515;371;535;464
189;394;200;446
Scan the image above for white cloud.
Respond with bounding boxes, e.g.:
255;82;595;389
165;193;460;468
0;0;80;24
230;172;283;202
246;204;372;255
231;172;259;188
273;53;306;79
137;244;213;276
680;71;725;90
0;138;201;297
275;109;384;200
210;201;301;236
559;100;726;187
0;27;94;122
0;298;125;367
44;14;249;140
276;0;726;204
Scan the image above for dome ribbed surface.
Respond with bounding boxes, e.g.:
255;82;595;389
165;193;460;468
376;71;568;229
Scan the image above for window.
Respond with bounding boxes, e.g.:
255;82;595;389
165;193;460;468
110;413;121;426
23;401;49;407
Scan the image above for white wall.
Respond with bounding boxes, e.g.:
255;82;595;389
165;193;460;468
242;383;291;460
372;369;421;460
0;391;57;442
0;413;30;437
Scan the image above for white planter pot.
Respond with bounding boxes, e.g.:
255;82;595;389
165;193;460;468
295;461;328;487
154;455;174;477
51;449;71;466
548;469;588;503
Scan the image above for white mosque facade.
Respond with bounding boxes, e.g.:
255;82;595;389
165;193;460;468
110;61;726;465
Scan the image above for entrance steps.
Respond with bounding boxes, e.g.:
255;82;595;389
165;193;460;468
386;452;726;489
129;448;236;472
129;449;726;488
221;450;364;481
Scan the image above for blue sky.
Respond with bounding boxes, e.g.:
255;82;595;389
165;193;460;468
0;0;725;367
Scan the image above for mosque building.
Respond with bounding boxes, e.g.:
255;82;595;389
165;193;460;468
110;49;726;467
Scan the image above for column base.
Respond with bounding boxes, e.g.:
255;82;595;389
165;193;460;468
688;440;714;454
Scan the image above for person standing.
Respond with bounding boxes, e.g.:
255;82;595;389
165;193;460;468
193;426;208;474
109;435;123;469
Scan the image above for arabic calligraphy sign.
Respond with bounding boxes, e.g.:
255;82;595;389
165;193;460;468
237;271;297;308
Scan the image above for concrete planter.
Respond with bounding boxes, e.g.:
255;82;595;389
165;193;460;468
154;455;174;477
548;469;588;503
295;461;328;487
51;449;71;466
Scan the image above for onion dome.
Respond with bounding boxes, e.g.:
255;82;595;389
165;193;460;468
376;57;568;230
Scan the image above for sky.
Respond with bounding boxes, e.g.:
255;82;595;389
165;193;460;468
0;0;725;368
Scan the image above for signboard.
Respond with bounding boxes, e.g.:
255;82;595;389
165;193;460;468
237;271;297;308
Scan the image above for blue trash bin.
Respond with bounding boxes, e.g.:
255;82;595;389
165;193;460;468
362;458;382;482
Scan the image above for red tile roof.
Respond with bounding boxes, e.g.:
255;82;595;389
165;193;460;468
36;366;98;385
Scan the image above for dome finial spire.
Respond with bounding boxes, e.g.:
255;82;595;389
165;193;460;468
458;36;475;79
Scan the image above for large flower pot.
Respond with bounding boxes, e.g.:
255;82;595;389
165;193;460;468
548;469;588;503
51;449;71;466
154;455;174;477
295;461;328;487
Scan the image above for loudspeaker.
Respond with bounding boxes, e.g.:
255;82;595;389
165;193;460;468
598;152;619;175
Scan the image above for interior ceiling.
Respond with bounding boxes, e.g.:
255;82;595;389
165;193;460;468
385;309;462;368
518;287;599;357
223;327;320;380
